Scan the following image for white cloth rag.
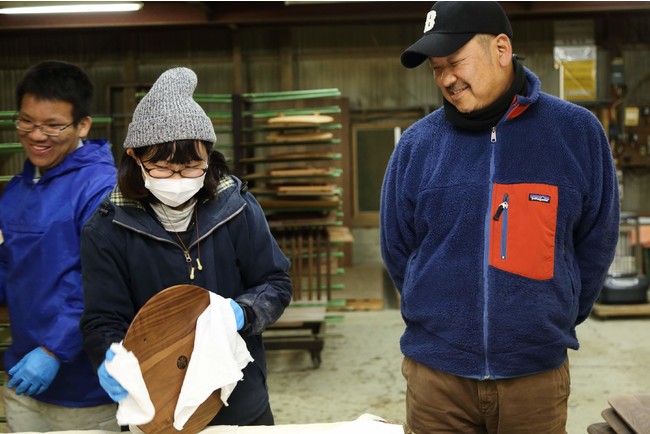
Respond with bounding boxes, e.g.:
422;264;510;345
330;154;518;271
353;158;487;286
104;342;156;426
104;293;253;430
173;292;254;430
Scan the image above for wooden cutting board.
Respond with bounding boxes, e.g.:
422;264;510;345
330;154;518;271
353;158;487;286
123;284;222;434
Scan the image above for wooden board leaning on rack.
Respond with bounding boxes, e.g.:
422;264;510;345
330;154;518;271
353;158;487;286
265;210;339;228
257;196;340;211
277;184;338;196
267;114;334;127
246;167;339;180
266;131;334;143
266;113;336;143
240;151;341;164
249;184;339;198
270;167;335;177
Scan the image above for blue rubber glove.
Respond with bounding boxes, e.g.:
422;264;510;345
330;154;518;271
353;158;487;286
8;347;60;396
97;348;128;402
229;299;245;331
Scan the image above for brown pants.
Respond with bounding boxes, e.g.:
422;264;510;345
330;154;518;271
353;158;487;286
402;357;570;434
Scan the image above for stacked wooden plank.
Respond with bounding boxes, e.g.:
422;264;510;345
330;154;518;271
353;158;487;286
235;90;350;300
242;112;343;224
588;395;650;433
233;90;353;367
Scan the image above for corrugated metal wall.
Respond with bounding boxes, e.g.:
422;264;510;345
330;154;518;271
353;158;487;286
0;13;649;176
1;17;648;120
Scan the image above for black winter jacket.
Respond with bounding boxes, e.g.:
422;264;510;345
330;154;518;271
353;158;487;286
80;175;292;425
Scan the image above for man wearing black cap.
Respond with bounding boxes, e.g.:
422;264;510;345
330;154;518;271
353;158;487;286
380;2;619;433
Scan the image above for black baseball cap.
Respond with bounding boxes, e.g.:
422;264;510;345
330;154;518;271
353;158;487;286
401;1;513;68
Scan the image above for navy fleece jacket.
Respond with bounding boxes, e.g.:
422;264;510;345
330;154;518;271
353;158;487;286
380;68;619;380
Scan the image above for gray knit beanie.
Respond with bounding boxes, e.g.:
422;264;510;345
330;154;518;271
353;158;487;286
123;67;216;148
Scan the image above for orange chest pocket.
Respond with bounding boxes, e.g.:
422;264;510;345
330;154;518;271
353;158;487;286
489;183;558;280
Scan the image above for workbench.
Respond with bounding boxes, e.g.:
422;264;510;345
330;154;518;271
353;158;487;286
14;414;406;434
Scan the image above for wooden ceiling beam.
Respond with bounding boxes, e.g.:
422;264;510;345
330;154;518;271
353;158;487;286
0;1;648;31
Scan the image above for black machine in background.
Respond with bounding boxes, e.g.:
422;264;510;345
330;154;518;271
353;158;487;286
599;212;649;304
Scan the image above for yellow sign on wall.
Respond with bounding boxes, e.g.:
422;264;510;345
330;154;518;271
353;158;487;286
554;46;597;101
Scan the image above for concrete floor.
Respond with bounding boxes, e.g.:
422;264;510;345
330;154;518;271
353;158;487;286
266;265;650;434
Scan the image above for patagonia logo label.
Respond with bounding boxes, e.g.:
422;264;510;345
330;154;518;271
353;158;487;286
529;194;551;203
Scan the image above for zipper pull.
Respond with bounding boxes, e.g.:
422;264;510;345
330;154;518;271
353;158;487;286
493;201;508;221
183;250;191;263
491;127;497;143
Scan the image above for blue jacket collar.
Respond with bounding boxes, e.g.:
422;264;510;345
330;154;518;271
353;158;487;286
21;138;113;185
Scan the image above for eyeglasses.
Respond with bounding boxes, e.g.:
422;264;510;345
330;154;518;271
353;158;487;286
15;119;75;137
140;163;208;179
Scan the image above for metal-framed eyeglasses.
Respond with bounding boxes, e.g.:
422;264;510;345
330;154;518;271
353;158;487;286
15;119;75;137
140;162;209;179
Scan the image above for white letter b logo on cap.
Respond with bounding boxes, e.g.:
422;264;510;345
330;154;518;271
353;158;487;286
424;11;436;33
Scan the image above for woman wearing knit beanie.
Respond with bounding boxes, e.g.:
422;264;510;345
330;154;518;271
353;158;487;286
79;67;292;428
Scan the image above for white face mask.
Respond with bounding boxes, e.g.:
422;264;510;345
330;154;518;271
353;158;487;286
141;166;206;208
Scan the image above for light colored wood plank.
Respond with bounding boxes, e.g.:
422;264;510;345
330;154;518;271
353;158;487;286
587;422;617;434
267;131;334;143
267;114;334;126
274;305;327;324
258;198;340;210
277;184;339;196
609;395;650;434
269;168;334;177
592;303;650;318
327;226;354;243
240;151;340;163
602;407;634;434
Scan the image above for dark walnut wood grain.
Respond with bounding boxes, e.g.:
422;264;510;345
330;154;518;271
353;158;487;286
123;284;223;434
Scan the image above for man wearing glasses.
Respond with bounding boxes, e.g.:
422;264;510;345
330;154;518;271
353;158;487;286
0;60;119;431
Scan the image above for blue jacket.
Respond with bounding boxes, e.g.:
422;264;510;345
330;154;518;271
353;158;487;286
380;68;619;380
0;139;117;406
80;175;292;425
